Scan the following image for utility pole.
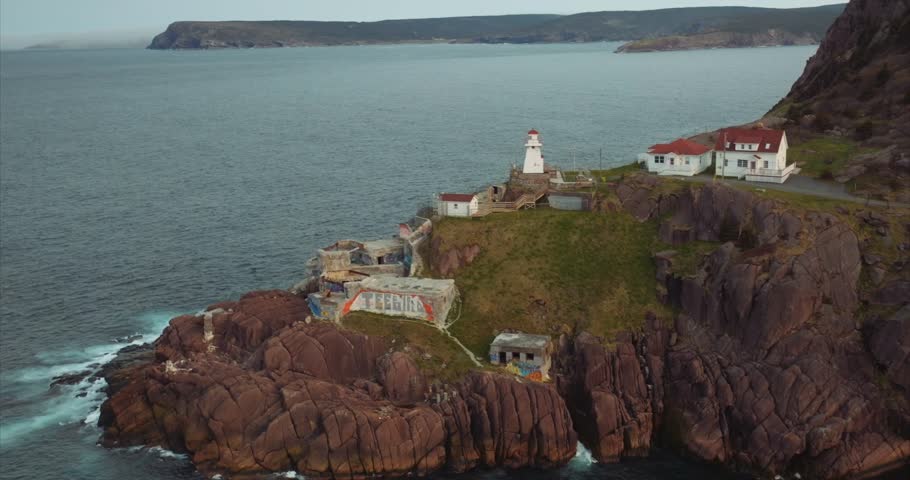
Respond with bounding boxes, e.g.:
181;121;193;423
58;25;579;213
572;145;577;174
721;130;727;180
599;147;603;171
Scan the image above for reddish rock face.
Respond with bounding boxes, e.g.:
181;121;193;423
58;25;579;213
99;290;577;478
610;177;910;478
555;321;668;463
429;236;481;278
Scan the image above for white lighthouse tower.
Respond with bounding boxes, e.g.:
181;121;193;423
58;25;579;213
522;129;545;174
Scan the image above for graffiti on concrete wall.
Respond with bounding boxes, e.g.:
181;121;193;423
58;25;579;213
493;358;543;382
342;290;434;321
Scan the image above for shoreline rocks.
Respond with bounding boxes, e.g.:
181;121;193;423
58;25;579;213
98;290;577;478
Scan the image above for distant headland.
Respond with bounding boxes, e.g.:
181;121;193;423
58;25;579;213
147;4;845;52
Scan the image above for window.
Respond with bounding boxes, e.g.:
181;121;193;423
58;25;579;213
654;155;665;164
724;159;729;167
685;158;690;165
737;159;748;168
512;352;520;360
453;203;459;208
763;160;769;169
765;143;771;149
526;353;535;361
669;157;674;165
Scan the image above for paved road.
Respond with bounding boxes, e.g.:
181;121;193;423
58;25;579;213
677;174;909;209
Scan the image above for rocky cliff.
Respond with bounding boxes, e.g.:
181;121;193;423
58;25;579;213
576;175;909;478
99;290;577;478
98;175;909;478
770;0;910;198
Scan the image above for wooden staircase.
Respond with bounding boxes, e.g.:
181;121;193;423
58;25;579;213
473;192;544;217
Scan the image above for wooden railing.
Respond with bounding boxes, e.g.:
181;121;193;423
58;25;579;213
473;193;542;217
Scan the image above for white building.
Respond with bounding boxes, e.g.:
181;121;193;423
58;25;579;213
523;129;544;174
437;193;478;217
342;276;458;328
715;127;793;183
642;138;713;176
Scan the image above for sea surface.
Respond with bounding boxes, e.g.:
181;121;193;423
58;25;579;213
1;43;816;479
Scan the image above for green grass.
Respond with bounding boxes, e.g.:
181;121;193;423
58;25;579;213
563;163;645;183
746;187;855;214
430;208;671;358
789;136;877;178
341;312;479;382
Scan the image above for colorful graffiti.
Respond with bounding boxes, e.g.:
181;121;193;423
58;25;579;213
501;360;543;382
341;289;435;321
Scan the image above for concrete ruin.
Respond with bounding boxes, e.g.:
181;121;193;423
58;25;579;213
302;217;458;324
489;332;552;381
342;276;458;327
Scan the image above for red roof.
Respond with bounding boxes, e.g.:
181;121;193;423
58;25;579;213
648;138;711;156
528;129;539;135
715;127;785;153
439;193;475;202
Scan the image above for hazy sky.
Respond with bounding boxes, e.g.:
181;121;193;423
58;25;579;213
1;0;842;48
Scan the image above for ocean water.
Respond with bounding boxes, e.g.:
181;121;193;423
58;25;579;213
0;43;816;479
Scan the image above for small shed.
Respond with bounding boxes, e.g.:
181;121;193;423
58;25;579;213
437;193;478;217
489;332;552;381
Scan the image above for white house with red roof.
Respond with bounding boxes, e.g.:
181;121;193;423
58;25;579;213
643;138;713;176
715;127;794;183
437;192;478;217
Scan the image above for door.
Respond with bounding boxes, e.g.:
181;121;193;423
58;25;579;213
499;351;506;364
750;161;756;171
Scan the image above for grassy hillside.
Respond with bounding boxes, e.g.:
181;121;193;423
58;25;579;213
342;312;479;382
429;208;672;358
148;5;844;49
149;15;561;48
506;5;844;43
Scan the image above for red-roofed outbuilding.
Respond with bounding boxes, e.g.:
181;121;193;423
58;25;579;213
648;138;712;156
641;137;714;177
437;192;479;217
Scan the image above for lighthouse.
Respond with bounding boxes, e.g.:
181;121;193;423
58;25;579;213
522;129;545;174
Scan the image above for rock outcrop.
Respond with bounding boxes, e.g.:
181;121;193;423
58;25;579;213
771;0;910;200
555;317;670;463
606;176;910;478
99;290;577;478
428;237;481;278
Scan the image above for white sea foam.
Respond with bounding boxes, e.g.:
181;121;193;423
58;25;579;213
273;471;306;479
146;446;189;460
570;441;598;467
0;310;178;447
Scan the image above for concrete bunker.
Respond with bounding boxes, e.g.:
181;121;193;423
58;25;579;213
489;332;552;382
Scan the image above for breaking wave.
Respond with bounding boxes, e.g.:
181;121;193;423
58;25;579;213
0;311;178;447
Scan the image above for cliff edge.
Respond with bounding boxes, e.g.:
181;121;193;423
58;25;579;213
769;0;910;200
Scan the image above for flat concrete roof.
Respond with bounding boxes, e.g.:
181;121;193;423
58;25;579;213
360;276;455;295
491;332;550;350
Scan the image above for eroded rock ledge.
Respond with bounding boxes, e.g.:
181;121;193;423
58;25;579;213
99;290;577;478
573;176;909;478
